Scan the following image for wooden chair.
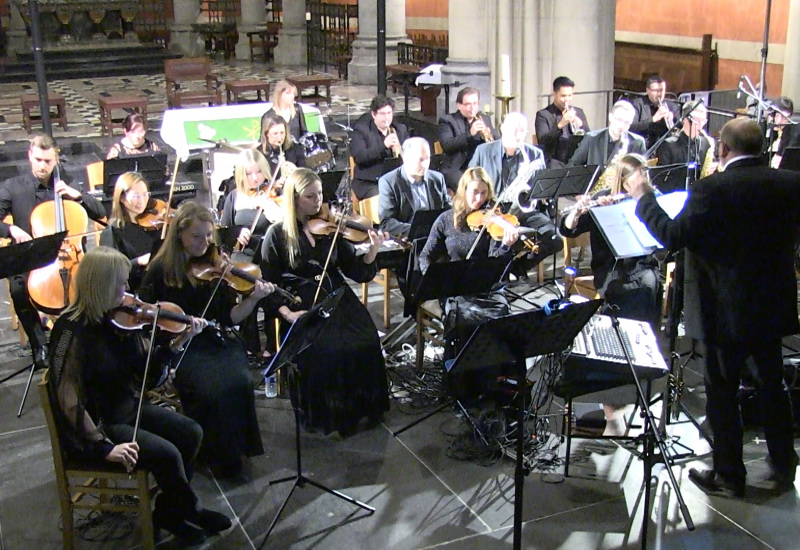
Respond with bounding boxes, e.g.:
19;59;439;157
164;57;222;108
2;215;22;342
358;195;396;328
562;234;598;298
416;299;445;370
38;369;155;550
85;162;108;246
433;141;443;155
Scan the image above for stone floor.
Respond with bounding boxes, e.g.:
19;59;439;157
1;59;800;550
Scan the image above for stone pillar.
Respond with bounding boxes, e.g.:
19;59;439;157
235;0;267;61
6;2;29;53
439;0;491;118
171;0;203;56
782;0;800;101
349;0;408;86
274;0;307;67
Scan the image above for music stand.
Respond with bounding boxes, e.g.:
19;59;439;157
381;157;403;176
522;165;601;204
256;288;374;549
318;169;347;203
0;232;66;417
102;153;168;195
780;146;800;171
450;299;603;550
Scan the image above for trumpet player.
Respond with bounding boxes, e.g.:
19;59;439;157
535;76;590;168
438;87;500;192
654;101;714;193
630;75;680;149
770;96;800;169
351;95;408;200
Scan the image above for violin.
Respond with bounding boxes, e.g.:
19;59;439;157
188;250;301;304
133;198;170;230
466;207;539;253
111;293;216;333
307;203;373;244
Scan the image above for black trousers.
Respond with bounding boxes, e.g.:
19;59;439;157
704;339;798;483
8;274;47;351
104;403;203;520
351;178;379;200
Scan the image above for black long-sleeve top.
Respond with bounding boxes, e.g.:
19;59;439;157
0;171;106;239
419;210;512;273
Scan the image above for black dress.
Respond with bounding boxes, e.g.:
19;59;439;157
260;220;389;435
139;260;264;474
264;104;307;141
100;223;160;292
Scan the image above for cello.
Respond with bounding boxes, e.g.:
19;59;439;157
26;163;89;315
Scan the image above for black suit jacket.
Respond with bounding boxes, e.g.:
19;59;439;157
630;97;680;149
568;129;646;167
635;157;800;345
377;167;451;237
534;103;589;167
438;111;499;172
350;113;409;183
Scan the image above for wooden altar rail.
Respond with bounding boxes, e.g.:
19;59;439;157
614;33;718;94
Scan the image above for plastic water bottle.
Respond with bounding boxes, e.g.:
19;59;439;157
264;374;278;398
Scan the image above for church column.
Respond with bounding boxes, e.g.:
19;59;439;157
349;0;408;86
235;0;267;60
6;2;28;53
274;0;306;66
171;0;203;56
439;0;491;117
782;0;800;101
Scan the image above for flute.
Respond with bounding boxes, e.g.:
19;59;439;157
560;193;629;215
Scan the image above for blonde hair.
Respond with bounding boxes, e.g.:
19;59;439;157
270;79;298;119
611;153;650;195
281;168;321;269
64;246;131;324
150;201;216;288
109;172;148;228
453;167;494;229
233;149;272;195
259;112;294;153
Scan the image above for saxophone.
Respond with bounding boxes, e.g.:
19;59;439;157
588;134;630;195
699;129;717;178
497;147;542;213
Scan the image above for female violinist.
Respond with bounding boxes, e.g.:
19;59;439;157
419;167;520;359
559;153;662;436
259;168;389;436
100;172;163;292
258;113;306;194
140;201;275;478
48;246;231;544
263;79;307;140
106;113;161;159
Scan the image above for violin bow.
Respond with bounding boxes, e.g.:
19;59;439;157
234;205;264;253
311;208;347;308
465;199;500;260
132;304;162;446
160;156;182;240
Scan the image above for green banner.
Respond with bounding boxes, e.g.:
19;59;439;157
183;111;321;148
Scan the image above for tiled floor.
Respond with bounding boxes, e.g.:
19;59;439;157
1;60;799;550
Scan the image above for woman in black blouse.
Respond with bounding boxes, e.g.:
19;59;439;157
264;79;307;140
100;172;161;292
258;113;306;195
260;168;389;435
106;113;160;159
140;201;275;477
48;246;230;544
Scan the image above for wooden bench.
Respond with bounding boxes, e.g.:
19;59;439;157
164;57;223;108
285;74;335;106
225;79;271;104
98;95;148;135
20;94;68;132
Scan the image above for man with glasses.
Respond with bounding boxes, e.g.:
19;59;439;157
568;100;645;168
351;95;409;200
630;75;681;149
654;100;715;193
0;134;106;369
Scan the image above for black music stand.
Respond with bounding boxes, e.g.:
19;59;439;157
450;299;602;550
102;153;168;195
521;165;601;205
256;288;374;549
0;232;66;417
392;258;509;436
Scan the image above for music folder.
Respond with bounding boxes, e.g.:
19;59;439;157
589;191;688;259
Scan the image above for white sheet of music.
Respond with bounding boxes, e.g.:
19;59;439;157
590;191;688;259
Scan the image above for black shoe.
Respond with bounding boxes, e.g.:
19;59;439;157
33;346;48;370
766;455;799;492
154;514;207;545
187;508;232;533
688;468;745;498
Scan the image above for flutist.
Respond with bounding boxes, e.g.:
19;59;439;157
439;87;500;191
351;95;408;200
535;76;590;168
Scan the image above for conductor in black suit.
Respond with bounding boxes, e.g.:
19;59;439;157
350;95;409;200
629;74;680;149
630;118;800;497
378;137;450;238
534;76;590;168
438;87;499;191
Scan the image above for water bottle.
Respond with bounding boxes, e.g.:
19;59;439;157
264;374;278;398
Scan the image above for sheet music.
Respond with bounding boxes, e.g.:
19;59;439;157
590;191;688;259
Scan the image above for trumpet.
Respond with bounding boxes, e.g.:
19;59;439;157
560;192;630;215
471;112;494;142
564;101;584;136
658;98;674;128
388;127;401;158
